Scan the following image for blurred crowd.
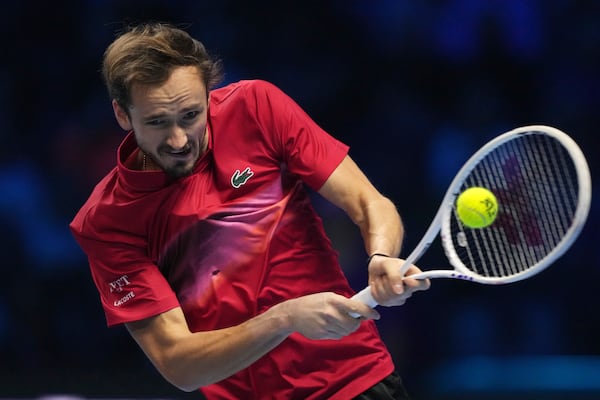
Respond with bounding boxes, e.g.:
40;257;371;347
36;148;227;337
0;1;598;398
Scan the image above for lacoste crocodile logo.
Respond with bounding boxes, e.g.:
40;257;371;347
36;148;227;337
231;167;254;188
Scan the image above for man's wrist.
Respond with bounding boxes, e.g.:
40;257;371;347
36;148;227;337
366;253;390;267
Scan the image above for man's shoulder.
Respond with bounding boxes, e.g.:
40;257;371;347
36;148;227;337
210;79;280;104
70;166;167;240
70;169;119;235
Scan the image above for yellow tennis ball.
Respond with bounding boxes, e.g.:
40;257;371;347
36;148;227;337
456;187;498;228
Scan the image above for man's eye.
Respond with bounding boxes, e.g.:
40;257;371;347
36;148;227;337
183;111;199;120
146;119;164;126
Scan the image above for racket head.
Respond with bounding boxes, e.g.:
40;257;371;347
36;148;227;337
438;125;591;284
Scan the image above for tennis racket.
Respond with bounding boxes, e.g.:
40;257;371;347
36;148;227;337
352;125;592;309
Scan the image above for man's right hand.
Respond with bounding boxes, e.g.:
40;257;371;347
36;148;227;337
277;292;380;340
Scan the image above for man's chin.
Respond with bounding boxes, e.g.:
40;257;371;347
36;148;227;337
163;161;196;179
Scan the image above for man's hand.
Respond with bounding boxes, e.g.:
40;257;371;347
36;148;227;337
367;255;430;307
279;292;380;340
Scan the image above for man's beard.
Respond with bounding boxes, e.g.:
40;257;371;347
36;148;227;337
163;159;196;179
154;140;199;179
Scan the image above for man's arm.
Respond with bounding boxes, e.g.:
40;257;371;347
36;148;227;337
126;292;379;392
318;155;403;257
318;155;430;306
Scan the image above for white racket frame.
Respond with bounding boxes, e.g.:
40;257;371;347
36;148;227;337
352;125;592;308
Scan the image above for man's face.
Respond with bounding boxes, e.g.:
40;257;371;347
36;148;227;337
113;66;209;179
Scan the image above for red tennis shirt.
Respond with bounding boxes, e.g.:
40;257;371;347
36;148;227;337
70;80;394;399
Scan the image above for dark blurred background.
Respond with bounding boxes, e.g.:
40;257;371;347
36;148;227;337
1;1;598;399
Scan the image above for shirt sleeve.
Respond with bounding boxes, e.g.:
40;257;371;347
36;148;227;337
71;206;181;327
245;80;349;190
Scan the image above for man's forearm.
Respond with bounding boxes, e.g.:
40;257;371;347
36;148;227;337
128;304;293;391
358;196;404;258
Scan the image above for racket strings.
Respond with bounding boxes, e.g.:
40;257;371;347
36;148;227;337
524;137;574;253
450;133;580;278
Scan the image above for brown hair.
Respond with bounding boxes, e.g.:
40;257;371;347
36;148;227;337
102;23;224;110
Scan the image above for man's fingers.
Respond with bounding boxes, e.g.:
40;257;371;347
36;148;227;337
404;278;431;292
346;299;380;320
384;268;406;295
404;266;431;292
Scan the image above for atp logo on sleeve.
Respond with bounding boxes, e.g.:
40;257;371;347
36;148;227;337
109;275;131;293
109;275;135;307
231;167;254;188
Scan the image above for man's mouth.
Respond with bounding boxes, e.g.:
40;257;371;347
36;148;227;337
165;147;192;158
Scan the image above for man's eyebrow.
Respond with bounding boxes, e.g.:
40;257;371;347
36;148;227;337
143;111;169;121
143;104;205;120
181;104;205;113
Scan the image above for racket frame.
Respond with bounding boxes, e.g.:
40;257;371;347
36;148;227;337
352;125;591;308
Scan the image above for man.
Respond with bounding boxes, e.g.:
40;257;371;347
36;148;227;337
70;23;430;399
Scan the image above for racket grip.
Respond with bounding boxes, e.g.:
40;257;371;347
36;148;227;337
349;287;379;318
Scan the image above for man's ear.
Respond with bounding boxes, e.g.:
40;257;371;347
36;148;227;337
112;100;133;131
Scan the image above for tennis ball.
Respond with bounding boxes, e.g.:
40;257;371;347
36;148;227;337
456;187;498;228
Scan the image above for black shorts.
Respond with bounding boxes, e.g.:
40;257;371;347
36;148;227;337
353;372;411;400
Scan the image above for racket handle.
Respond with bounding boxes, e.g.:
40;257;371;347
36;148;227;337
349;287;379;318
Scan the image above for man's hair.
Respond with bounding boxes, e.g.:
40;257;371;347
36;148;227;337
102;23;224;110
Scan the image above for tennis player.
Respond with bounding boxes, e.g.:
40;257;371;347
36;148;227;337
70;23;430;399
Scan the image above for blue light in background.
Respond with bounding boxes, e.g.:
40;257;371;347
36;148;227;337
427;355;600;394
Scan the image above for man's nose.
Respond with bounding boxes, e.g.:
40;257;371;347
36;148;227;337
166;125;188;149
